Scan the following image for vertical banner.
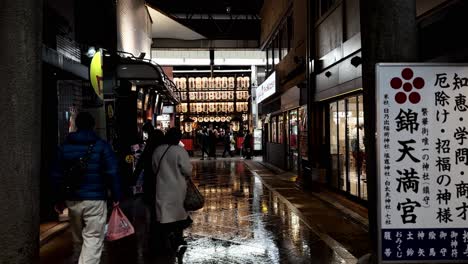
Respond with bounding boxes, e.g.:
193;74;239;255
104;100;116;148
377;64;468;263
299;105;308;160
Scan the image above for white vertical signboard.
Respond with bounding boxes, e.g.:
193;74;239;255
377;64;468;263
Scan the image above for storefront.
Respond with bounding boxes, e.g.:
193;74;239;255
261;72;308;173
326;93;367;201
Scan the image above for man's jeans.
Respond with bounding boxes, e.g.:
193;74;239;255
66;200;107;264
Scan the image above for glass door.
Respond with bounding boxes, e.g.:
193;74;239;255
329;94;367;200
337;100;347;192
357;95;367;200
329;102;339;189
289;109;299;172
347;97;359;197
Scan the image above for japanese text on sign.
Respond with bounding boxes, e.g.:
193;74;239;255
377;64;468;263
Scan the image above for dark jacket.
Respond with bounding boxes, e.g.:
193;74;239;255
51;130;121;202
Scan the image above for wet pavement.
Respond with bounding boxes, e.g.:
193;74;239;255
40;159;361;264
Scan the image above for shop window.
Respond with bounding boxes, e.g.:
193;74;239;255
328;94;367;200
287;15;293;53
273;35;280;66
271;116;277;143
278;115;284;144
270;42;275;70
337;100;346;192
329;102;339;189
358;95;367;200
289;110;299;172
266;46;271;73
281;22;289;59
347;96;359;197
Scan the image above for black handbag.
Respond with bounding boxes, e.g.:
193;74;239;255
184;178;204;211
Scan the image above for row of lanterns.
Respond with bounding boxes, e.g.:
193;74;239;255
176;102;249;113
173;76;250;90
179;91;249;101
181;115;244;133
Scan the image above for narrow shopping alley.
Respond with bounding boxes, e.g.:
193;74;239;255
5;0;468;263
40;158;365;264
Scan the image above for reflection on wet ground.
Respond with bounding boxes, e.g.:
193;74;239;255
40;160;353;264
183;160;349;264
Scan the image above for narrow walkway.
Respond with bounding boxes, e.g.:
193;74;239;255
244;159;371;259
40;159;368;263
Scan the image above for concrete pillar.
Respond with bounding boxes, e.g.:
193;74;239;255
0;0;43;263
360;0;418;259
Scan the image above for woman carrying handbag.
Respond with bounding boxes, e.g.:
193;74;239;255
152;128;204;261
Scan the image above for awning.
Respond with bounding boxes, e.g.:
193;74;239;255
114;54;180;104
42;45;89;80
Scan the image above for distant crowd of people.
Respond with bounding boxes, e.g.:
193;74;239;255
195;127;253;160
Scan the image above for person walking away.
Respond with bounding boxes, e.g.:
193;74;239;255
51;112;121;264
200;129;210;160
222;129;234;157
131;129;165;257
230;133;236;156
152;128;193;260
243;131;253;160
208;129;217;159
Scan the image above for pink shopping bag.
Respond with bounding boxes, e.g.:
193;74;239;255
106;205;135;241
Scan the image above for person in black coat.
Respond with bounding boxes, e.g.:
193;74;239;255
222;129;234;158
131;129;165;257
208;129;217;159
243;131;253;160
199;129;209;160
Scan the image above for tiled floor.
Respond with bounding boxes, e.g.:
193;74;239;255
40;159;364;264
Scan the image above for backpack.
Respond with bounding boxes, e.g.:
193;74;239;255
61;143;95;197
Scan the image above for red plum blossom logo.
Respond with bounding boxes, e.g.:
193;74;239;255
390;68;425;104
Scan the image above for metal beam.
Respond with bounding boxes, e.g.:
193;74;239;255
152;39;259;49
171;13;260;20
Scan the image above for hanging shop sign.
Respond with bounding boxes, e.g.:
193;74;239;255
257;72;276;103
376;63;468;263
162;105;174;114
254;129;262;151
90;51;104;99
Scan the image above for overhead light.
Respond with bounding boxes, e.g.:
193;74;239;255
104;53;111;57
86;46;96;58
131;84;137;91
121;67;127;70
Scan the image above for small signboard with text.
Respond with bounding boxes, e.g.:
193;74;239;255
256;72;276;104
377;63;468;263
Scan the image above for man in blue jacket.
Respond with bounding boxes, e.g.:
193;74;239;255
51;112;121;264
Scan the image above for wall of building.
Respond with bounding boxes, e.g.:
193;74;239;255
314;0;362;101
260;0;307;91
277;0;307;91
309;0;461;201
260;0;291;46
116;0;152;58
